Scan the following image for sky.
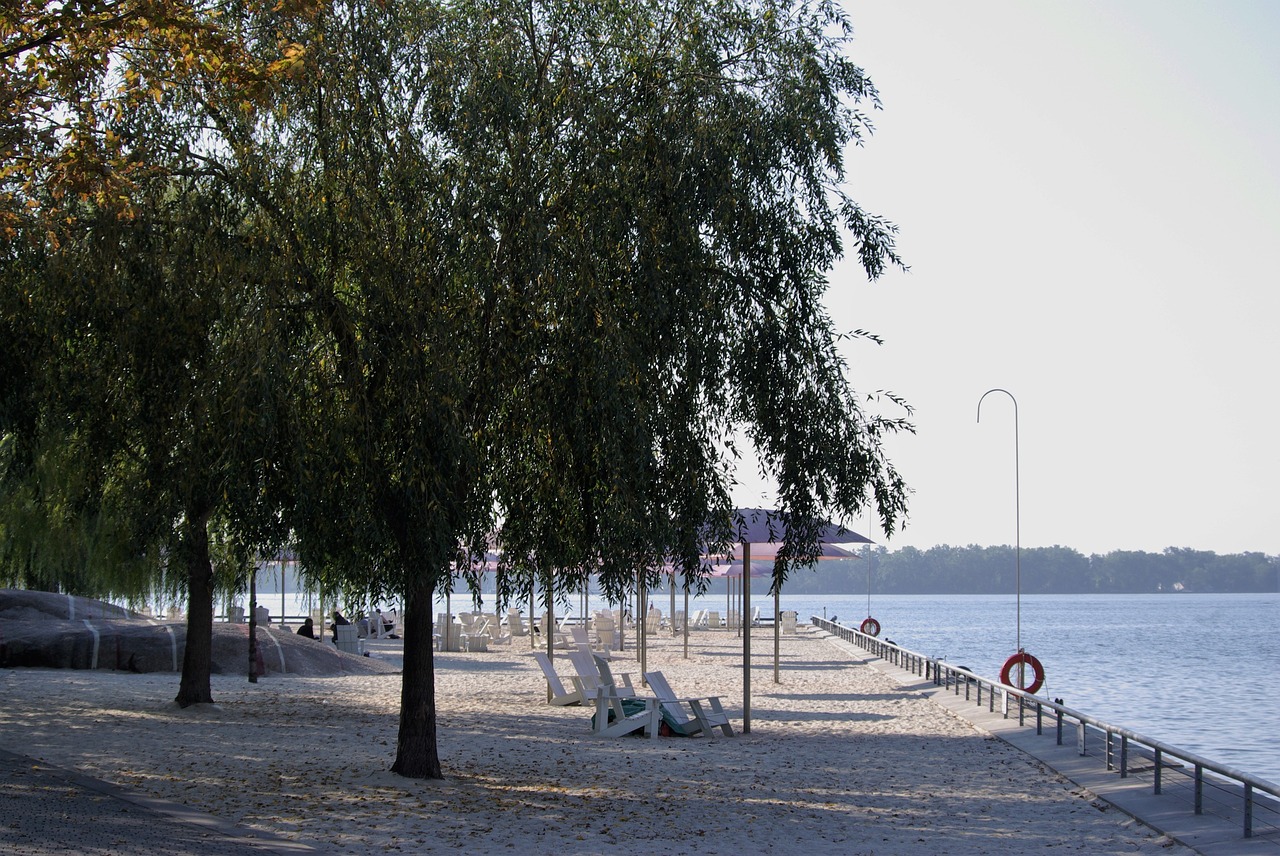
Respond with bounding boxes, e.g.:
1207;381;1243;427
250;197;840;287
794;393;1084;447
730;1;1280;556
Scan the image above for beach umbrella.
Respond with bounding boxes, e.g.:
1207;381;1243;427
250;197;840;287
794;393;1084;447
728;508;871;734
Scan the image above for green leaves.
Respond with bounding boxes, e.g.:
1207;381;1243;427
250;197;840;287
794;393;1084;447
4;0;912;775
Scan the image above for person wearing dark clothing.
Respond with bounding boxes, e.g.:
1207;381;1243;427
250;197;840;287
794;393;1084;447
297;616;317;639
330;610;350;645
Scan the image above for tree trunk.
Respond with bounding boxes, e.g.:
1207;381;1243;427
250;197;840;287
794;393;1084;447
175;510;215;707
391;578;441;778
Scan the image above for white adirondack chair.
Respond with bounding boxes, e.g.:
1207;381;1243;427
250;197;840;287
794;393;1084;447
780;610;798;634
568;646;634;700
334;624;365;656
532;651;583;706
643;670;735;738
507;609;528;636
645;607;662;635
590;687;660;739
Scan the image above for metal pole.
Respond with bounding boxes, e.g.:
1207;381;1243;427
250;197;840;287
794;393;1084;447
682;575;689;659
773;585;780;684
742;541;751;734
248;567;258;683
978;388;1022;679
669;568;676;637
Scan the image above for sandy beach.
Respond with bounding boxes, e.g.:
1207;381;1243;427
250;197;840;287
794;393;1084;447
0;624;1188;854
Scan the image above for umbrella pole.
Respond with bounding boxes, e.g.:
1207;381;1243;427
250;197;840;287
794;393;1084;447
727;574;732;635
683;575;689;659
669;572;676;638
773;586;780;684
637;568;646;680
545;569;554;690
742;541;751;734
528;582;535;650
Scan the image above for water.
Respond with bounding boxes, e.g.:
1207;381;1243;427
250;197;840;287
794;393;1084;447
780;592;1280;786
250;584;1280;785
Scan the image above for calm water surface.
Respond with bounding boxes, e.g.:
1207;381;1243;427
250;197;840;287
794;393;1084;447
771;592;1280;785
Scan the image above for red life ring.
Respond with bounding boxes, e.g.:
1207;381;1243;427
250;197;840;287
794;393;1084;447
1000;651;1045;694
860;617;881;637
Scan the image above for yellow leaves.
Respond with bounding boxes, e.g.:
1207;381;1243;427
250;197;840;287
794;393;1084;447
266;42;308;79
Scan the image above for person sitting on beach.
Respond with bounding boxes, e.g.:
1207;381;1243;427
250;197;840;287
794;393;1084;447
330;610;350;645
374;608;399;639
296;617;317;639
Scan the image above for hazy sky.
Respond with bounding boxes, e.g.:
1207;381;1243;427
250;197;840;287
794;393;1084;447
731;1;1280;556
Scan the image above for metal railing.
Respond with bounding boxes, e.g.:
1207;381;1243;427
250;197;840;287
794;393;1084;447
813;616;1280;843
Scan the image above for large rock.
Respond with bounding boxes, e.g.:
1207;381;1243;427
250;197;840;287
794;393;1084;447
0;589;396;676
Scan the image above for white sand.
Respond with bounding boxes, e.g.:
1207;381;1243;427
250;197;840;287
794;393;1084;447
0;626;1188;854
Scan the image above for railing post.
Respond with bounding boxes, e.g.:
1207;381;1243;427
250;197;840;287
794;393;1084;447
1153;749;1162;795
1036;701;1042;735
1018;694;1025;727
1056;707;1063;746
1194;764;1203;814
1119;735;1128;778
1244;783;1253;838
1106;731;1114;770
1077;722;1087;756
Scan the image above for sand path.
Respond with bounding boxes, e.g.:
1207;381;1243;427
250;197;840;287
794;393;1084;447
0;625;1188;854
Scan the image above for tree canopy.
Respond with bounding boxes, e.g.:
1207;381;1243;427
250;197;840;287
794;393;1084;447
774;545;1280;595
2;0;913;778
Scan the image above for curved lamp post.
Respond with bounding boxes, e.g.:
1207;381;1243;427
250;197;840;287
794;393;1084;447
977;388;1033;689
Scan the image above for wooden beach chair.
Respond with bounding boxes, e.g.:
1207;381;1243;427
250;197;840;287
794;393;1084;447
590;686;660;739
643;670;735;738
780;610;798;634
570;625;611;658
507;609;528;636
568;647;634;700
591;611;616;651
334;624;365;656
645;607;662;635
532;651;584;706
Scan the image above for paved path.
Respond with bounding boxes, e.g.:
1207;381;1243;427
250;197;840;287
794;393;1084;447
0;749;319;855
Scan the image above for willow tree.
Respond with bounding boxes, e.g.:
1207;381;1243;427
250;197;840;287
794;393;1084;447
1;2;320;704
215;0;907;778
8;181;302;703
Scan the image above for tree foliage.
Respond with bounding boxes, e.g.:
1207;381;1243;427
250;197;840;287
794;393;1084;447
777;545;1280;595
3;0;913;776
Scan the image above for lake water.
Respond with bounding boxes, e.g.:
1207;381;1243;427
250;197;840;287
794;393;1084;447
256;586;1280;785
726;591;1280;786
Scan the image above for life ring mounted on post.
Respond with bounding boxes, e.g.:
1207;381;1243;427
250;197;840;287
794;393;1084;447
860;617;881;637
1000;651;1045;694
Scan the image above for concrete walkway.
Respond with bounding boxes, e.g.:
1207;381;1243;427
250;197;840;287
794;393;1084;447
822;632;1280;855
0;749;319;855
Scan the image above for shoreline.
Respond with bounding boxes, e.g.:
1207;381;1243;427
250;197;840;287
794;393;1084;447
0;626;1189;854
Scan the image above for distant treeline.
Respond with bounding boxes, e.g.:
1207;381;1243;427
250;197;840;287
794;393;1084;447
765;546;1280;595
